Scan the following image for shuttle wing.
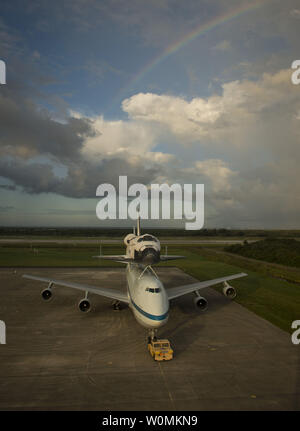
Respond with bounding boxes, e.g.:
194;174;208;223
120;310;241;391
94;255;185;263
160;255;185;261
167;272;247;300
93;255;135;263
22;274;130;303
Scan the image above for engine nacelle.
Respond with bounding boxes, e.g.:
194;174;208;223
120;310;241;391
78;298;91;312
41;288;52;301
194;296;208;311
223;282;236;299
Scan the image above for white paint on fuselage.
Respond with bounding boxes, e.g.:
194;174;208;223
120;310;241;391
126;264;169;329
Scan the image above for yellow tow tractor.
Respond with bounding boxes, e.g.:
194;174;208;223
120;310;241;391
148;339;173;361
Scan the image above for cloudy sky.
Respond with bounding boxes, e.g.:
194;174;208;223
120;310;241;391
0;0;300;228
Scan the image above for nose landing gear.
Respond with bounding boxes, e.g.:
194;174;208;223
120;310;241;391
112;300;121;311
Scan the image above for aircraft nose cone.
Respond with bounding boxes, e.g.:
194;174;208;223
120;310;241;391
142;248;160;264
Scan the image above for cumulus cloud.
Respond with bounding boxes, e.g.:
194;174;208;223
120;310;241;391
122;69;299;148
117;69;300;226
80;114;156;160
189;159;237;194
1;0;300;227
0;92;93;160
1;64;299;226
122;92;223;143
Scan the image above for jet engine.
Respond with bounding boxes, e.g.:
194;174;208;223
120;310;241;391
78;298;91;312
193;295;208;311
41;288;52;301
223;281;236;299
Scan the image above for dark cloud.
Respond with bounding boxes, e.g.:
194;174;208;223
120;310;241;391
0;14;166;200
0;156;162;198
0;184;16;191
0;205;14;212
0;17;161;200
45;208;95;215
0;159;60;194
0;93;93;160
0;1;300;229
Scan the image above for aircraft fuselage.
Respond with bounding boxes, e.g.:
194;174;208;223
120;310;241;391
126;263;169;329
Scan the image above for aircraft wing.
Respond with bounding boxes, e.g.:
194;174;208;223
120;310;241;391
22;274;130;303
160;255;185;262
167;272;247;300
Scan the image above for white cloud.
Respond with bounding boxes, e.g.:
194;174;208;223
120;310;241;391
19;67;299;227
192;159;236;194
122;92;223;142
80;114;156;160
121;69;300;152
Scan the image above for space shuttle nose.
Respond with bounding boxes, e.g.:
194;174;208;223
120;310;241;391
141;248;160;264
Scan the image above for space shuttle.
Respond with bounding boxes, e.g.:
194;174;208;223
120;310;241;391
95;217;185;265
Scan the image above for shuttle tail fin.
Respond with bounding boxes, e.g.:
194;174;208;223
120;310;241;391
137;216;141;236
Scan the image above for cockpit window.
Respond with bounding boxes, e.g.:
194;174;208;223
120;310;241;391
146;287;161;293
144;235;155;241
137;235;157;242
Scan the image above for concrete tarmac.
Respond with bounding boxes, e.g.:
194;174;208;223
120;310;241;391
0;267;299;410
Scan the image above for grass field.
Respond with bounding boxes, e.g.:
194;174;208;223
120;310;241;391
225;238;300;268
0;242;299;334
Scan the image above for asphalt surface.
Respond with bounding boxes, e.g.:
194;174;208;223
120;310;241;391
0;267;299;410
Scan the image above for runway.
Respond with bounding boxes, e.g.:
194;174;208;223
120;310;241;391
0;267;299;410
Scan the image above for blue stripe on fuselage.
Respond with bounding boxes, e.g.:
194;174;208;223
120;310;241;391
131;299;168;321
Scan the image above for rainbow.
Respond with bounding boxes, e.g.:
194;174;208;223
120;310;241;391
107;0;270;113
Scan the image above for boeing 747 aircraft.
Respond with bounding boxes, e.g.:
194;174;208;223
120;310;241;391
23;219;247;341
